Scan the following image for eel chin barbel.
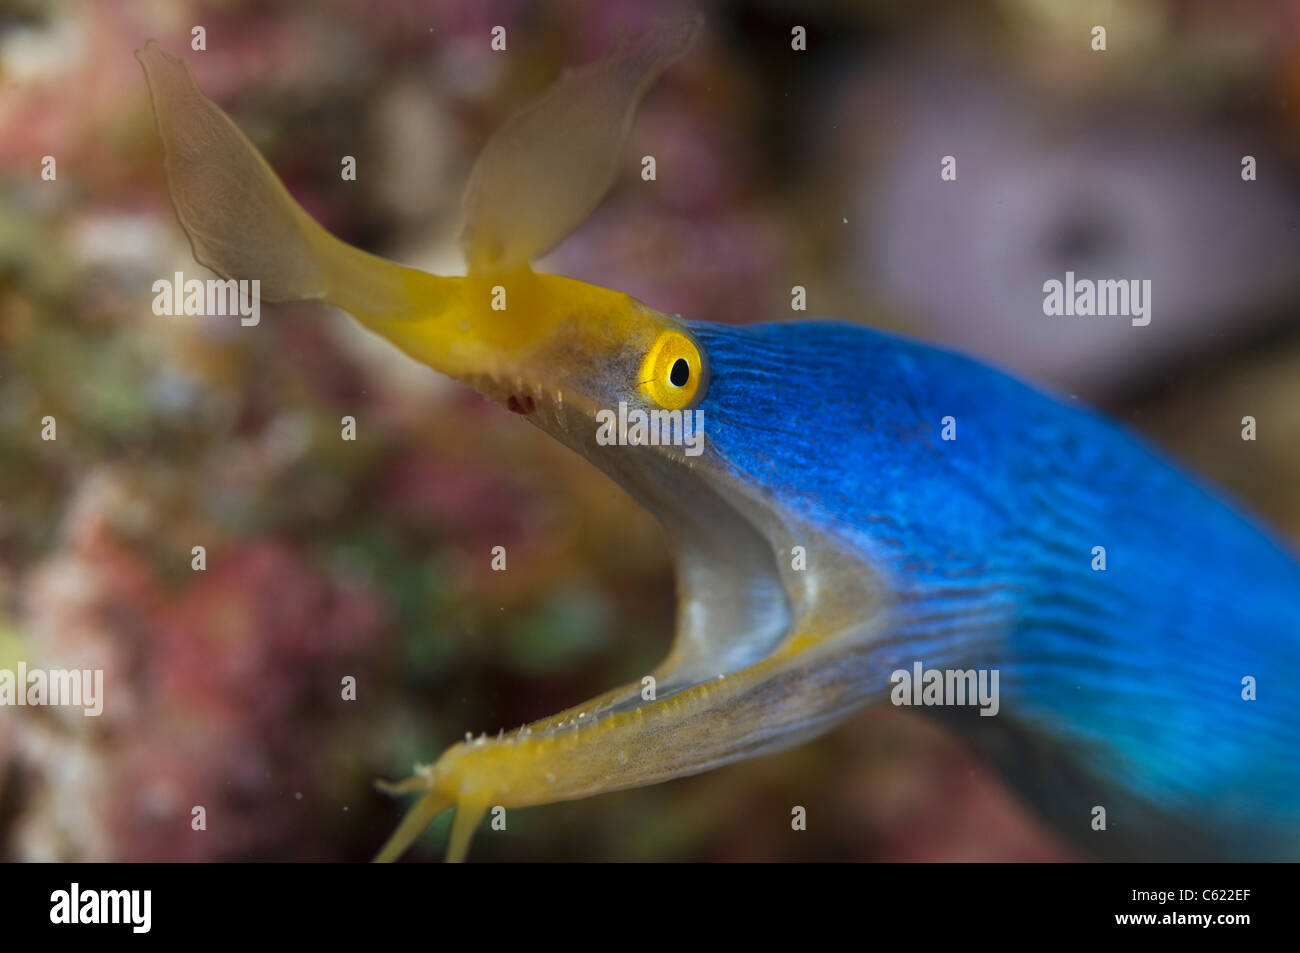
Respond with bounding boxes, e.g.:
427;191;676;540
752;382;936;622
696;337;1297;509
136;15;1299;862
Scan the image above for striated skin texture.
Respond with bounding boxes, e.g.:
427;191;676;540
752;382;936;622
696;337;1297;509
693;319;1300;860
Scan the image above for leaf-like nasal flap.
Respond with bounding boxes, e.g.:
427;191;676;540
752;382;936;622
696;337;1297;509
459;13;703;275
135;40;332;301
137;40;448;327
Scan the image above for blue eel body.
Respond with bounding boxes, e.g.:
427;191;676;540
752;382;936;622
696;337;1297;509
692;319;1299;860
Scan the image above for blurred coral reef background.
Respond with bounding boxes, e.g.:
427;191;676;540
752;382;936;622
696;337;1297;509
1;0;1299;860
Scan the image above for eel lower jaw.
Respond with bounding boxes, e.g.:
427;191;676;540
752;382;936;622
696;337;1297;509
372;648;793;863
374;541;798;861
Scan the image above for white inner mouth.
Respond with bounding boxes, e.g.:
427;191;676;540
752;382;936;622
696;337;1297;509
528;433;796;736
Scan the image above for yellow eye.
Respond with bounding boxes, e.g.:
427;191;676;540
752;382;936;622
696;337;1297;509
639;330;706;409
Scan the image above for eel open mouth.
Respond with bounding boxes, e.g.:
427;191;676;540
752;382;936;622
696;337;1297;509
374;397;887;862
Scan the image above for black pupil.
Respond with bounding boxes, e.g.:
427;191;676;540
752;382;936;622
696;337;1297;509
669;358;690;387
